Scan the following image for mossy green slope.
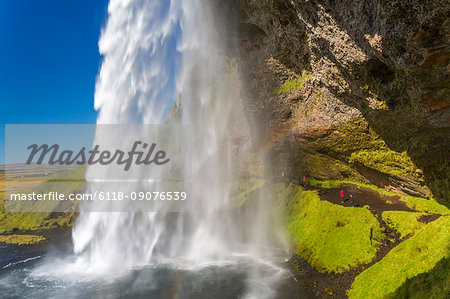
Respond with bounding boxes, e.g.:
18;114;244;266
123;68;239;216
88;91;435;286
382;211;426;239
347;216;450;299
349;149;422;180
386;257;450;299
284;185;384;273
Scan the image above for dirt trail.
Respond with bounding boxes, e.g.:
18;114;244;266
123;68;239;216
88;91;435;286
316;183;413;213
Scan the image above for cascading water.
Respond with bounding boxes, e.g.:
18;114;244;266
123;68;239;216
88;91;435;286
72;0;250;269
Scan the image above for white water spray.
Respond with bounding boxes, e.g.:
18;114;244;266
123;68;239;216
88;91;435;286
72;0;287;283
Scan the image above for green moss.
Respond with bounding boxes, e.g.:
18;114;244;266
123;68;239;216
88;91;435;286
349;150;422;180
399;194;449;215
273;70;312;94
284;185;384;273
382;211;427;239
302;152;359;180
348;216;450;299
309;179;344;189
364;108;449;206
313;117;386;156
0;234;46;245
386;257;450;299
324;288;334;296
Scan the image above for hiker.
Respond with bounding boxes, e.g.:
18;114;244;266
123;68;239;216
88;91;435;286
340;189;345;203
350;194;354;207
303;176;307;188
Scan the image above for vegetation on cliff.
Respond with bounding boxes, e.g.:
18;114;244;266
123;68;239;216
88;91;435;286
0;234;46;245
257;179;449;298
280;184;384;273
273;70;312;95
348;216;449;298
381;211;427;239
386;257;450;299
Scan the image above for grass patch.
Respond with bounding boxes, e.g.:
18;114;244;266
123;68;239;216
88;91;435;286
0;234;46;245
283;185;384;273
0;207;76;233
399;194;449;215
382;211;426;239
347;216;450;298
309;179;344;189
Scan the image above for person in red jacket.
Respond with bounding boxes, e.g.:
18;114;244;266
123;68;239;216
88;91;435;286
340;189;345;204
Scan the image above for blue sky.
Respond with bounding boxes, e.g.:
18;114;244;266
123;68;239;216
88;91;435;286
0;0;109;163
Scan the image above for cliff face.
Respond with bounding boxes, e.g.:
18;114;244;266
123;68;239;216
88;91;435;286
236;0;450;205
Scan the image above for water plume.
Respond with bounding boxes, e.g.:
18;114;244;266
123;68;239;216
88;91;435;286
72;1;289;293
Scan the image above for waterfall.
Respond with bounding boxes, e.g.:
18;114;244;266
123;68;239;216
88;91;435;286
72;0;262;271
0;1;299;297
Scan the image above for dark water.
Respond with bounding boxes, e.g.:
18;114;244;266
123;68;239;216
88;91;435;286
0;229;315;299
